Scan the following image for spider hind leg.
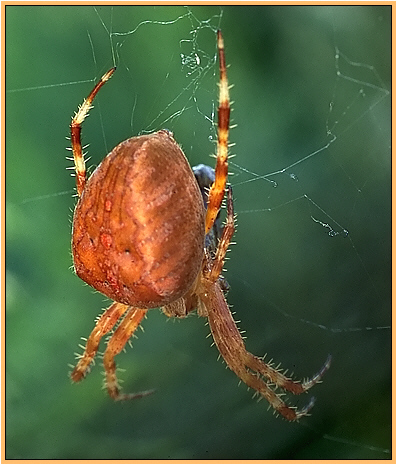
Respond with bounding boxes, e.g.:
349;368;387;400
70;67;115;196
205;30;231;234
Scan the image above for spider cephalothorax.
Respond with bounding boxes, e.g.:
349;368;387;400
69;30;330;421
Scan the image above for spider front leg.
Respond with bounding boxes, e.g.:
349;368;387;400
201;188;330;421
70;301;129;382
71;303;153;401
102;307;154;401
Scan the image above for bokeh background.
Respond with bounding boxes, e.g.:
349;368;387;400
6;4;392;461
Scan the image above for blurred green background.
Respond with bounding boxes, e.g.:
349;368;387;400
6;5;392;461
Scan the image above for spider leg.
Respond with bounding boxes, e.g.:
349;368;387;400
203;281;325;421
70;67;115;196
208;186;235;282
205;30;230;234
201;188;330;420
70;300;129;382
245;352;332;395
102;307;153;401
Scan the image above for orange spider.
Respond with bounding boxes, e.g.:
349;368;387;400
69;30;331;421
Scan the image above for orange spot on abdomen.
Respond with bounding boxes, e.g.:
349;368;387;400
100;233;113;249
105;199;112;212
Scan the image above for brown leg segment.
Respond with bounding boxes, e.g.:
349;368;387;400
70;67;115;196
102;307;153;401
245;352;332;395
202;189;330;420
208;187;234;282
203;281;330;421
70;301;129;382
205;30;231;234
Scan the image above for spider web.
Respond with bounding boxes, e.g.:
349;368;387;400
6;4;392;461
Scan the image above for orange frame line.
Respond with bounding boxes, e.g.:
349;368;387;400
1;1;395;464
0;1;396;5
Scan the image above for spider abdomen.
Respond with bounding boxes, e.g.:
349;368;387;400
72;130;205;308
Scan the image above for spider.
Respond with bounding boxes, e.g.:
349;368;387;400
69;30;331;421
